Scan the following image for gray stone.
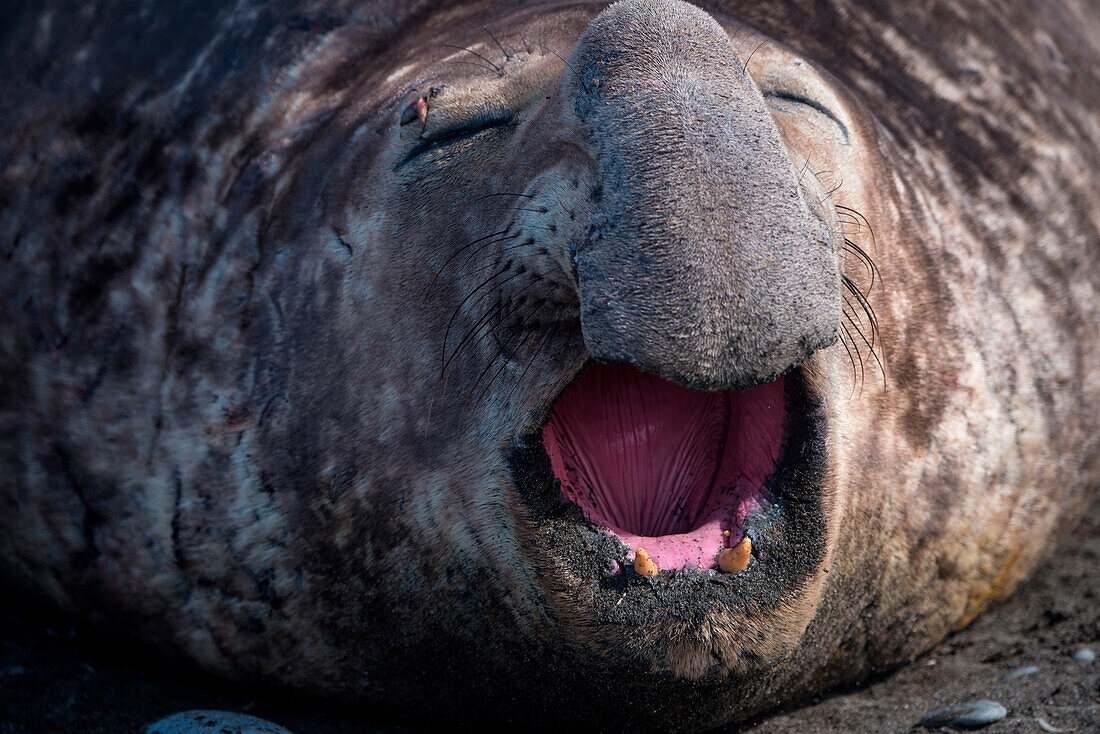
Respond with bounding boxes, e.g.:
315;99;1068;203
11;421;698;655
1072;646;1095;663
145;711;296;734
919;700;1007;729
1000;664;1039;681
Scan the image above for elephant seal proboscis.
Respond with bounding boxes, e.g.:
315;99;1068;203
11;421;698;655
1;0;1097;730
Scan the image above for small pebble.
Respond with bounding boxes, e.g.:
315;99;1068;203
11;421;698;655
633;548;658;577
1001;664;1038;681
919;700;1007;729
145;711;296;734
1036;717;1070;733
1072;647;1095;663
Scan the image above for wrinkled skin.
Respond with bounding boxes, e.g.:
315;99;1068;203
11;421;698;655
1;0;1099;730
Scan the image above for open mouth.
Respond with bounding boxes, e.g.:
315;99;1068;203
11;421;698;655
511;356;828;600
541;363;784;573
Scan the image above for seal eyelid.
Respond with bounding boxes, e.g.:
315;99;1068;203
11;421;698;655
396;108;515;169
400;97;429;126
764;91;850;143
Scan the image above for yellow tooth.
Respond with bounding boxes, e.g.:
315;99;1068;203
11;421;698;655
718;536;752;573
633;548;659;577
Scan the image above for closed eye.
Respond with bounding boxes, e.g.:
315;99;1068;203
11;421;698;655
764;91;849;143
396;109;514;169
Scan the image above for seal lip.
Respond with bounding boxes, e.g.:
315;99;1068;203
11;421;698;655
508;359;830;636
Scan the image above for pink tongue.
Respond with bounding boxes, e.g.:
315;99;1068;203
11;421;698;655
543;363;731;536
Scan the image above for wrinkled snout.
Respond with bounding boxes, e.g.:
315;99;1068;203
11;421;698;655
567;0;840;390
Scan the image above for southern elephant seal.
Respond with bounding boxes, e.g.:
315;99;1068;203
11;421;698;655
1;0;1098;730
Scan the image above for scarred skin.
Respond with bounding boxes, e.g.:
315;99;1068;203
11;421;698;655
1;0;1098;730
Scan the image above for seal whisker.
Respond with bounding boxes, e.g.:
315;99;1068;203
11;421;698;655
796;155;813;186
439;277;542;428
840;286;885;392
496;238;539;257
822;178;844;201
841;272;880;343
428;228;513;293
841;283;884;394
458;239;538;273
842;237;879;294
477;192;536;200
741;38;769;74
838;320;865;396
835;212;864;236
840;289;873;351
440;267;529;385
438;43;503;75
482;25;512;61
444;60;506;75
836;205;878;250
517;31;533;55
835;210;859;227
841;310;872;392
457;232;523;271
429;299;503;422
538;41;590;94
458;293;544;426
502;321;559;410
440;264;511;372
462;236;549;275
468;235;545;264
466;328;534;420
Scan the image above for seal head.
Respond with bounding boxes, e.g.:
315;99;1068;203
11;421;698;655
1;0;1098;731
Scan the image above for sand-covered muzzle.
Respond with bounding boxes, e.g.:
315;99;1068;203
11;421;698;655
542;363;785;571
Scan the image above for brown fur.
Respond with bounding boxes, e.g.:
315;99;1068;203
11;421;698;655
0;0;1097;730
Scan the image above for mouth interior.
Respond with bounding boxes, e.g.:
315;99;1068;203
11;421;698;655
542;363;785;570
